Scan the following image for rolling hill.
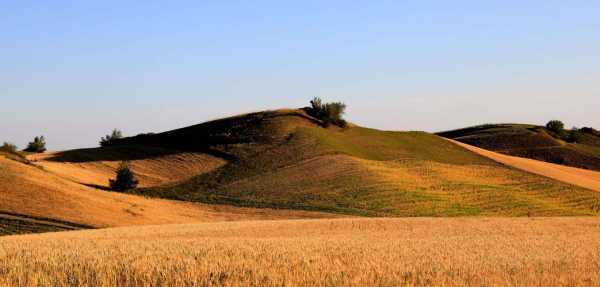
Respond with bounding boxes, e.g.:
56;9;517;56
437;124;600;171
3;109;600;237
0;149;335;235
90;109;600;217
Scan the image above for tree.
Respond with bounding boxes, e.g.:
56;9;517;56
546;120;565;135
310;97;323;113
580;127;599;136
306;97;347;127
24;136;46;153
0;142;17;153
100;129;123;147
109;161;139;191
567;127;583;143
323;102;347;127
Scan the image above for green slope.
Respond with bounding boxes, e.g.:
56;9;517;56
105;110;600;217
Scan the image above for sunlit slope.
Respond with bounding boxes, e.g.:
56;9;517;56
448;139;600;193
0;155;335;230
109;109;600;216
438;124;600;171
31;146;225;188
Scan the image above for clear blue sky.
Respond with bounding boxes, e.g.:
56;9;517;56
1;1;599;150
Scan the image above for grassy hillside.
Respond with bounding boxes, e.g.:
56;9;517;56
437;124;600;171
3;217;599;286
0;152;333;236
102;109;600;217
34;146;226;189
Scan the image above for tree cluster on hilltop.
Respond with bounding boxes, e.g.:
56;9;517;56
305;97;347;127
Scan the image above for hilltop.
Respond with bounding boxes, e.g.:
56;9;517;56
95;109;600;217
437;124;600;171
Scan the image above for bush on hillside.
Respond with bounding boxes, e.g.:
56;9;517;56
567;127;583;143
100;129;123;147
24;136;46;153
580;127;599;136
109;161;139;191
0;142;17;153
546;120;565;134
306;97;347;127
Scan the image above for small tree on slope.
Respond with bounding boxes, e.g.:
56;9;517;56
546;120;565;135
24;136;46;153
109;161;139;191
100;129;123;147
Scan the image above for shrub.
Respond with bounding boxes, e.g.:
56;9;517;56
306;97;347;127
566;127;583;143
0;142;17;153
109;161;139;191
100;129;123;147
546;120;565;135
580;127;599;136
24;136;46;153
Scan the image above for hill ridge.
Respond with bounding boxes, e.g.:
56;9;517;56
95;109;600;217
438;123;600;171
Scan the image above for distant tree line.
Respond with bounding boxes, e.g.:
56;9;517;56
0;142;18;153
545;120;598;143
1;136;47;154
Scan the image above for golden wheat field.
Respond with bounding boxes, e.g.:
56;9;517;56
1;217;600;287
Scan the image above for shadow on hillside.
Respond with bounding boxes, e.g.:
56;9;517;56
49;109;323;163
438;124;600;171
82;183;113;191
46;145;235;163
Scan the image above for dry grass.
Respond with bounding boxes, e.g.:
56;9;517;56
29;151;225;188
0;156;335;229
1;217;600;286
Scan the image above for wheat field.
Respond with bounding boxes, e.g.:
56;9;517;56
1;217;600;286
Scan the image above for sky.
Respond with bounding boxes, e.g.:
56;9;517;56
1;1;599;150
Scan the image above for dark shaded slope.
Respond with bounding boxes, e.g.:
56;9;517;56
438;124;600;171
0;211;89;236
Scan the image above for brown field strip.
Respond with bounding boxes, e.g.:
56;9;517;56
1;217;600;286
449;139;600;192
